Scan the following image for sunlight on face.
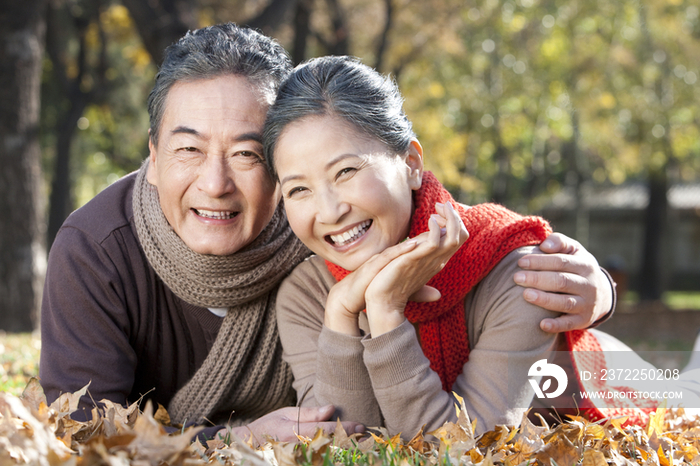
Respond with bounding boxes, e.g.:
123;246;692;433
274;115;422;271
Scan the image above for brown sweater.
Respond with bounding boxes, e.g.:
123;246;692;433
276;251;560;439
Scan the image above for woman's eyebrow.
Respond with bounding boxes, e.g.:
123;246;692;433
279;153;359;186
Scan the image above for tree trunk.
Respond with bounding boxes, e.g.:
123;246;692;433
120;0;197;64
638;169;667;301
291;0;313;64
0;0;48;331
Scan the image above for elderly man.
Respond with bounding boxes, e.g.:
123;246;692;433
40;23;615;443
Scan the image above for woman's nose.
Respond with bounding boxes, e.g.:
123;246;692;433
316;189;350;224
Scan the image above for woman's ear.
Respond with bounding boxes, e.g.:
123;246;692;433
406;139;424;190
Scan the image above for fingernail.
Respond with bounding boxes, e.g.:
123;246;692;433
355;425;366;434
435;202;444;209
524;289;537;302
542;239;553;249
519;258;530;268
513;272;525;284
541;321;552;332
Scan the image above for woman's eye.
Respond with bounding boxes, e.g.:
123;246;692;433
336;167;356;179
287;186;307;197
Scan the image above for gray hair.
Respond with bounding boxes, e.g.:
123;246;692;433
148;23;292;146
263;56;415;177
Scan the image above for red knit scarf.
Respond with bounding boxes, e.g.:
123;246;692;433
326;171;552;391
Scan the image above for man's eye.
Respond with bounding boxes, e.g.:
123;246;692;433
179;147;198;152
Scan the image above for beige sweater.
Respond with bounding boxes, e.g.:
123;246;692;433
276;246;560;438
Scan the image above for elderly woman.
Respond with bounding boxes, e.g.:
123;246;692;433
263;56;700;438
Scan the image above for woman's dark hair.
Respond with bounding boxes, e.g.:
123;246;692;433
148;23;292;146
263;56;415;177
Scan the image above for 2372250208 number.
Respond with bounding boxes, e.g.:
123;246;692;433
598;368;680;381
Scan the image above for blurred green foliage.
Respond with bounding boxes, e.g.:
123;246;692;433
41;0;700;214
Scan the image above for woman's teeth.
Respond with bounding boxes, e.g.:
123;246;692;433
195;209;237;219
329;220;372;246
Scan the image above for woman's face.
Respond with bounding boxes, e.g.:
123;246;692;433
274;115;423;271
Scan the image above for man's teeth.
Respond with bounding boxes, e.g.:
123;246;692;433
195;209;237;219
330;220;371;246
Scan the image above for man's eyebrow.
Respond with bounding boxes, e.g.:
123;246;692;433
235;132;263;144
171;126;201;137
170;127;262;144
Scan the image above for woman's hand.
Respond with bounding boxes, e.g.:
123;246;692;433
324;238;425;336
364;202;469;336
513;232;614;333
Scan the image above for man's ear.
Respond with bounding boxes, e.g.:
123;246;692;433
406;139;424;190
146;130;158;186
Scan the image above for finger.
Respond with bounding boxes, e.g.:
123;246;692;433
361;239;419;274
517;254;594;275
515;270;591;295
427;215;442;245
539;314;588;333
522;288;585;314
431;203;448;228
539;232;580;255
295;405;335;423
408;285;441;302
444;202;468;247
296;420;365;438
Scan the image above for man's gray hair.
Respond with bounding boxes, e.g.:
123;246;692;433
148;23;292;146
263;56;415;177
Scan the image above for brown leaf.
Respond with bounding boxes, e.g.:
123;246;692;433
49;381;90;418
582;448;608;466
20;377;47;414
537;432;581;466
407;425;430;454
153;403;171;425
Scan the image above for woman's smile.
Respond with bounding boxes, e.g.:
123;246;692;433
326;220;373;247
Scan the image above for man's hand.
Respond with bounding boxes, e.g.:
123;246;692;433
219;405;364;446
513;233;614;333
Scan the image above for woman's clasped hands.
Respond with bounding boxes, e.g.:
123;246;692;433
324;202;468;337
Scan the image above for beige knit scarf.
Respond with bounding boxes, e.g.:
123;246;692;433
132;161;310;425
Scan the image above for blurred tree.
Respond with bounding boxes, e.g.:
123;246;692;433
0;0;47;331
393;0;700;302
45;0;111;248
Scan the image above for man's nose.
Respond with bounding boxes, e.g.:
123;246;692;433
197;157;236;197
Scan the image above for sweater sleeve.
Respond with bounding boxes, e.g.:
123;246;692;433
360;246;559;439
276;256;383;427
40;223;138;419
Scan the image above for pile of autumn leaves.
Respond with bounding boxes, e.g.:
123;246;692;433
1;378;699;466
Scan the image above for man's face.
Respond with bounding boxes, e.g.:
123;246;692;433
147;75;280;256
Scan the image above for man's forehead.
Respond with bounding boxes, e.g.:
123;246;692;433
161;76;269;128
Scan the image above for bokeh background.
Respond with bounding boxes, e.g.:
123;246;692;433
2;0;700;391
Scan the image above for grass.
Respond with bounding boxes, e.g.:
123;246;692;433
621;290;700;310
0;331;41;396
